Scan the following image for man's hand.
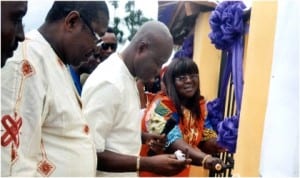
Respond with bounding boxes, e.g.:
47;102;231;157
142;132;166;154
142;154;192;176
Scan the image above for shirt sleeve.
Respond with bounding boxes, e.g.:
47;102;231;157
165;125;182;147
1;59;44;176
82;80;120;152
201;99;217;141
202;117;218;141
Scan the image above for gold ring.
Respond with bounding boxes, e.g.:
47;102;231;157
215;163;222;171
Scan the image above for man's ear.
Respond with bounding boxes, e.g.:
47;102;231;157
64;11;81;31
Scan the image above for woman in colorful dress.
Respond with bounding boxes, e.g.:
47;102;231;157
140;57;226;176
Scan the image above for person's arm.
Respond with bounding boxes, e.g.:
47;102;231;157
169;139;206;166
97;149;191;176
169;139;226;171
82;78;192;176
200;120;227;154
142;132;166;154
82;80;120;152
2;58;44;176
199;137;227;154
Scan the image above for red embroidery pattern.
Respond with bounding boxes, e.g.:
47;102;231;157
21;60;34;77
1;113;22;147
11;144;18;163
83;124;89;135
37;140;56;176
37;159;56;176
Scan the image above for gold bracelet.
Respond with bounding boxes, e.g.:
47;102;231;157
136;156;140;172
202;154;212;166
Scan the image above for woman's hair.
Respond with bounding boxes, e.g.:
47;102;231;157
45;1;109;25
163;57;203;119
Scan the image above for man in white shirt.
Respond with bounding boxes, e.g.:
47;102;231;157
1;2;108;176
82;21;191;177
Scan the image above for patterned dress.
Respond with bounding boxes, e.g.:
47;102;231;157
140;91;217;177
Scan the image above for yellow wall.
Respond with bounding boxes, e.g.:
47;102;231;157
233;0;277;176
190;11;221;177
193;12;222;102
189;1;277;176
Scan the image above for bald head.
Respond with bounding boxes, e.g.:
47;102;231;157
131;21;173;56
132;21;173;45
122;21;173;82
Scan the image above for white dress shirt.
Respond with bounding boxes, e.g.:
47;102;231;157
82;53;141;177
1;30;96;176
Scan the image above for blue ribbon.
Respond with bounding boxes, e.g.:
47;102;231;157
174;34;194;59
207;1;246;153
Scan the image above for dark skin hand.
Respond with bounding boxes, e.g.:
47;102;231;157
203;156;226;172
142;132;166;154
199;138;227;154
169;139;226;172
97;150;192;176
141;154;192;176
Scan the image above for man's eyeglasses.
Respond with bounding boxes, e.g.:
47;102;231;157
79;14;101;44
175;74;199;82
98;42;117;51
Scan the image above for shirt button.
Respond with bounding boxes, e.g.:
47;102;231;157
83;125;89;135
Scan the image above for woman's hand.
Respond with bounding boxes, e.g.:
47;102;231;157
142;132;166;154
203;156;226;172
200;138;227;154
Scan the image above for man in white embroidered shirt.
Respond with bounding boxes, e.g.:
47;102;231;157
1;1;108;176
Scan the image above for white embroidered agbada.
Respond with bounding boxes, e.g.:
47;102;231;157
1;30;97;177
82;53;141;177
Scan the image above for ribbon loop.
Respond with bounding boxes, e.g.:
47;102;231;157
208;1;247;153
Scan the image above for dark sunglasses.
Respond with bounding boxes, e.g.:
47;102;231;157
99;42;117;51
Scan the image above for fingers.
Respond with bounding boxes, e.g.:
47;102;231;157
147;139;162;147
160;133;166;138
152;154;187;176
203;156;223;171
168;153;177;159
167;154;191;168
147;139;154;146
147;133;166;145
147;139;165;153
154;134;167;143
184;158;192;165
150;133;165;139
